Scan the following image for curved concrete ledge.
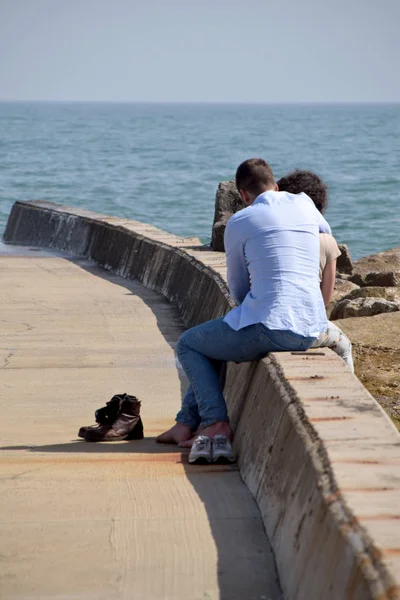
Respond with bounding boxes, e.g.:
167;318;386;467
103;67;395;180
4;200;400;600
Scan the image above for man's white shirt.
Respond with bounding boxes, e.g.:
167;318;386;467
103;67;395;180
224;190;330;337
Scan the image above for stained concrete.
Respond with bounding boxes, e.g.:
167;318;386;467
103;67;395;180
0;247;281;600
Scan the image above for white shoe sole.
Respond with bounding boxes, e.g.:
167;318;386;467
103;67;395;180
212;453;236;464
188;454;212;464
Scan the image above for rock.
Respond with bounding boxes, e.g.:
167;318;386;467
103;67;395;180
336;244;353;274
326;279;359;318
331;279;360;303
351;247;400;283
341;286;400;303
349;273;365;286
211;181;245;252
336;310;400;350
350;271;400;287
330;297;400;320
328;284;400;320
363;271;400;287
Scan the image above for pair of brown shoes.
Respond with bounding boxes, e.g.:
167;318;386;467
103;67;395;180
78;394;143;442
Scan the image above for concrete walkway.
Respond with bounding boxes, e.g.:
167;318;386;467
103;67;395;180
0;247;281;600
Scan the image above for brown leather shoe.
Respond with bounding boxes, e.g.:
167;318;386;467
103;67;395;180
78;424;95;438
84;396;143;442
78;393;141;439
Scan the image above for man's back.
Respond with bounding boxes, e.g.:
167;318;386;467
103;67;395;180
224;190;329;337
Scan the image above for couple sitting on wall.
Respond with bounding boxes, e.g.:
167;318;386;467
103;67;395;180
157;158;353;464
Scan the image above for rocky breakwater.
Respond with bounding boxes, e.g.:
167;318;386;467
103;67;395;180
210;181;400;429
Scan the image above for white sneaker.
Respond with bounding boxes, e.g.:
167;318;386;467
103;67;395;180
212;435;235;463
188;435;212;464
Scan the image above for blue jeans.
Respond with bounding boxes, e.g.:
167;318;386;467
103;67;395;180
175;317;316;430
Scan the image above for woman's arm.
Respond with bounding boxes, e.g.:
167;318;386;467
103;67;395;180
320;259;336;307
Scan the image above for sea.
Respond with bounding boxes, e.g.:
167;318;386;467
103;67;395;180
1;102;399;260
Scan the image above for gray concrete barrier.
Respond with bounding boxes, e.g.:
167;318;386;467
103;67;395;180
4;200;400;600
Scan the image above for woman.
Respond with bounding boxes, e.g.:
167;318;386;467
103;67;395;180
277;170;354;372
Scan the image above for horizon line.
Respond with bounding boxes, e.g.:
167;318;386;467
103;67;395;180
1;99;400;106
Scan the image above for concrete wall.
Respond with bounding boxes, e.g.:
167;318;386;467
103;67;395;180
4;201;400;600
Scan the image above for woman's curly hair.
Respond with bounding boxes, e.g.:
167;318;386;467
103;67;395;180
277;169;328;214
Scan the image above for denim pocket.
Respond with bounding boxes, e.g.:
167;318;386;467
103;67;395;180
259;331;289;352
238;330;289;361
233;327;275;362
263;329;316;352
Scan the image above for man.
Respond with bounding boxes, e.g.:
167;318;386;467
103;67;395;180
157;159;331;463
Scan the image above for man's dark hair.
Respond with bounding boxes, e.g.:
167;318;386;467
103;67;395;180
235;158;275;197
277;169;328;214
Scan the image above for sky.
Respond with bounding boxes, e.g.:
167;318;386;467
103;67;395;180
0;0;399;103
